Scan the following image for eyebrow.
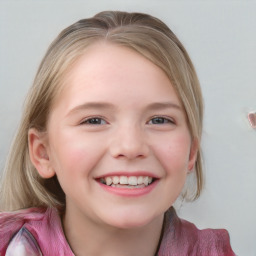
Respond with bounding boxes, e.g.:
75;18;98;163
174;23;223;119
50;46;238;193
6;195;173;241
146;102;182;111
66;102;115;117
66;101;182;117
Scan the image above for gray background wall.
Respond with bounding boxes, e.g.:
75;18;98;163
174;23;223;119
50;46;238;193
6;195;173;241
1;1;256;255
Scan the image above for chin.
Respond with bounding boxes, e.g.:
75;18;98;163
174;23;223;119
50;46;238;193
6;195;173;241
102;208;161;230
111;219;149;229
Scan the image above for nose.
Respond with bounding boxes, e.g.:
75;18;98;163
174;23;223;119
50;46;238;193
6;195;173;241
110;124;149;160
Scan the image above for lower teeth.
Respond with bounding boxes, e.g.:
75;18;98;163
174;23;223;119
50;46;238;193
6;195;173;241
111;184;146;189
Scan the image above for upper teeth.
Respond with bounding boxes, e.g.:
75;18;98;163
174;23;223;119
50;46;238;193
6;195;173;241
101;176;153;186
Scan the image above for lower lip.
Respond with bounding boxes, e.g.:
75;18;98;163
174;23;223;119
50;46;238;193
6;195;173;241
98;180;159;197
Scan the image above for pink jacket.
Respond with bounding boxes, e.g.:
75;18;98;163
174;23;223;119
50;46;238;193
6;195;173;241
0;207;235;255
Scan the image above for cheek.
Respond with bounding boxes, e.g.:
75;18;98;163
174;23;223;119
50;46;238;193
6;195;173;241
49;133;100;175
153;134;191;173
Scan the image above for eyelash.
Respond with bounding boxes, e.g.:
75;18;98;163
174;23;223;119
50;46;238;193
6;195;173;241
79;116;175;126
148;116;175;125
80;117;107;125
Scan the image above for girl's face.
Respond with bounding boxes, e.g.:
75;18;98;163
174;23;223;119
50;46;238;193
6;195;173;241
44;42;197;228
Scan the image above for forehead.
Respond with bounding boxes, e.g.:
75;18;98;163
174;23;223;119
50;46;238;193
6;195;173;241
53;42;182;110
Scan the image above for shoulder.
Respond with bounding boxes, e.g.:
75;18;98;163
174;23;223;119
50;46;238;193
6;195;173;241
158;207;236;256
0;207;73;256
179;217;235;255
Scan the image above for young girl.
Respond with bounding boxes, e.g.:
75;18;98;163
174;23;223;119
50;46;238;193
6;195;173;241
0;11;235;256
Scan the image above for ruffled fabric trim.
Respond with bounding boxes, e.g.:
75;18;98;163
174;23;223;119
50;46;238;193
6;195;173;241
1;207;235;256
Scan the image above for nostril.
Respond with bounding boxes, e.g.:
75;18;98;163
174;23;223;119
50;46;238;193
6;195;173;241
111;146;149;160
115;153;147;160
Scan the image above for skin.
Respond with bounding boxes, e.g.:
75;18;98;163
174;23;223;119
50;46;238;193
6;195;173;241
29;42;197;256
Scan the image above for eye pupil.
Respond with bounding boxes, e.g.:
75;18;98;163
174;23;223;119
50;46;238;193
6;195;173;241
88;118;102;124
152;117;165;124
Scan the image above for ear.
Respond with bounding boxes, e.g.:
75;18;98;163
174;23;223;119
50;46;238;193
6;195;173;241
28;128;55;178
188;138;199;172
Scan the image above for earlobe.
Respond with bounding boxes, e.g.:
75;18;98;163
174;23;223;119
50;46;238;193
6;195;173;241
28;128;55;178
188;138;199;171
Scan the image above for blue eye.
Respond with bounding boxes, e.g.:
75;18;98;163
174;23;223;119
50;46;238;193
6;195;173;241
81;117;107;125
149;117;174;125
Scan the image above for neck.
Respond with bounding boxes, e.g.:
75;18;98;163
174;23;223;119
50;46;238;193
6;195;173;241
63;209;164;256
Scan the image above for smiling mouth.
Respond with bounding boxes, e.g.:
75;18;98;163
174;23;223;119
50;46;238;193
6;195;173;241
98;175;156;189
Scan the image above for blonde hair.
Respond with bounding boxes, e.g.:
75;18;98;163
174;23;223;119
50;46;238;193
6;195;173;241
0;11;203;211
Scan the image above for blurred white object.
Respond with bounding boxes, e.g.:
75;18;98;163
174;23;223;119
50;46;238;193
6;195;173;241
6;227;42;256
